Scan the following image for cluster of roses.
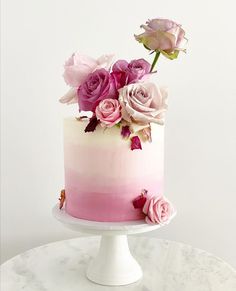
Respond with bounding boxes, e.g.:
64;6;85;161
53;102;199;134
60;18;186;150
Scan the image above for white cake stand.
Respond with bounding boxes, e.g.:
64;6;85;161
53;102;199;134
52;205;176;286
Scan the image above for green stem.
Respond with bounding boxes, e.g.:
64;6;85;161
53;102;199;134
150;51;161;72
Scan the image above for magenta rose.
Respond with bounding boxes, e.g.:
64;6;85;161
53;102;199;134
63;53;113;88
60;53;114;104
143;195;174;224
95;99;121;127
78;68;117;112
135;18;186;58
112;59;151;89
119;82;168;125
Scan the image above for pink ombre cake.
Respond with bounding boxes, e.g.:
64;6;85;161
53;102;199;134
64;118;164;222
59;17;186;224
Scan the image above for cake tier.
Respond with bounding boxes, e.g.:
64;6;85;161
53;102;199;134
64;118;164;222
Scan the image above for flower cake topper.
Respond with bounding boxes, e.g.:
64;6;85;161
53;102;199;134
60;18;187;150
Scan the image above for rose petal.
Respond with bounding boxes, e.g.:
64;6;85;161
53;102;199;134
132;195;147;209
121;126;131;139
96;54;114;70
143;197;151;215
130;136;142;151
140;126;152;142
84;116;99;132
145;216;155;224
59;88;78;104
112;60;129;72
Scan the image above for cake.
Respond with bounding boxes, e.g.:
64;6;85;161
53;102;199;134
64;118;164;221
58;18;186;224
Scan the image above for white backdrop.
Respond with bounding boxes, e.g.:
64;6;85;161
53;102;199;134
1;0;236;267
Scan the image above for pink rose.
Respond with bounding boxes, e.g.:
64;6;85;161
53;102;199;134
143;195;174;224
63;53;97;88
60;53;114;104
63;53;114;87
59;88;78;105
119;82;167;125
112;59;151;89
95;99;121;127
135;18;186;58
78;69;117;112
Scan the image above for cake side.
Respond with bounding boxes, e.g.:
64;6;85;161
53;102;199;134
64;117;164;221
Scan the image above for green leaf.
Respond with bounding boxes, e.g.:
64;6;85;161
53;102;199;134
143;44;151;50
160;50;179;60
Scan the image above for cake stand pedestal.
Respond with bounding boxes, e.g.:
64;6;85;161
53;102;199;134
52;205;176;286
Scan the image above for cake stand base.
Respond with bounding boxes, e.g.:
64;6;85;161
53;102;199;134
86;235;142;285
52;205;176;286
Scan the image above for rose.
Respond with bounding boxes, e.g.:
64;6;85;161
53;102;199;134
119;82;167;125
63;53;98;88
112;59;151;89
135;18;186;57
63;53;114;87
78;68;117;112
143;195;174;224
95;99;122;127
60;53;113;104
127;59;151;81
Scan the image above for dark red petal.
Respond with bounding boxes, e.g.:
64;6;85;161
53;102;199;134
131;136;142;150
84;116;99;133
133;195;147;209
121;126;131;139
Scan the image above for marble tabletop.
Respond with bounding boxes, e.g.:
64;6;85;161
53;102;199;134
1;236;236;291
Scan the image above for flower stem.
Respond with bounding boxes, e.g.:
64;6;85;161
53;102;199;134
150;51;161;72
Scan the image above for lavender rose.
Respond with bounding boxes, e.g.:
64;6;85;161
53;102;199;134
112;59;151;89
135;18;186;59
95;99;121;127
143;195;174;224
78;68;117;112
119;82;167;125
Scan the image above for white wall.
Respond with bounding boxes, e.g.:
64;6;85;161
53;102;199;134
1;0;236;267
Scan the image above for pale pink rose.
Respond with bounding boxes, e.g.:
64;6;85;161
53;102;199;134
119;82;168;125
95;99;122;127
96;54;115;70
63;52;114;88
143;195;174;224
59;88;77;104
135;18;186;55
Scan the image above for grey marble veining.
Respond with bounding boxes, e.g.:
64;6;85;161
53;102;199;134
1;237;236;291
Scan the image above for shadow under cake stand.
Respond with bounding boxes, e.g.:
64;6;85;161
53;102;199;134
52;205;176;286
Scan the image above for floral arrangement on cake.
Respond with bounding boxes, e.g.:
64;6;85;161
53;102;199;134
60;18;186;151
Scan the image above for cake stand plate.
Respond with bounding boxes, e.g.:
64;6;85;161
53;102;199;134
52;205;176;286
